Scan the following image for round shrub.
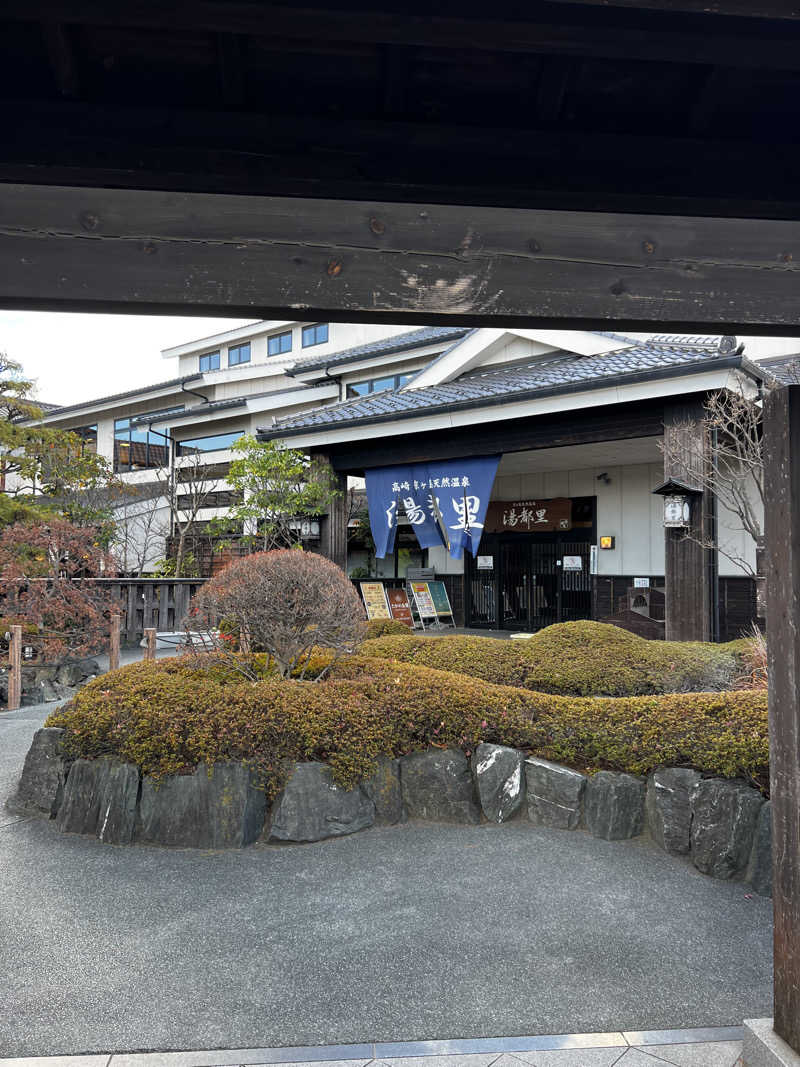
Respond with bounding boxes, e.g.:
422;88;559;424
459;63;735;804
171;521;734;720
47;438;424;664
190;549;366;677
361;620;739;696
47;650;769;796
364;618;412;639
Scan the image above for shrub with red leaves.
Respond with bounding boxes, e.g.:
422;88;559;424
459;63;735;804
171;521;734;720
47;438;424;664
0;519;118;660
190;549;366;678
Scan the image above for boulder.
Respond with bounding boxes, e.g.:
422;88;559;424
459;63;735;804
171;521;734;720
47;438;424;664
690;778;764;879
10;726;70;817
525;758;586;830
137;762;267;848
585;771;645;840
270;762;374;842
56;659;100;687
361;756;404;825
471;744;525;823
57;758;140;844
747;800;772;898
400;748;481;824
645;768;701;855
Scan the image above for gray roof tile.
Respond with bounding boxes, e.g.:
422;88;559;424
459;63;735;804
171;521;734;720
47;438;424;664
287;325;470;374
264;335;739;436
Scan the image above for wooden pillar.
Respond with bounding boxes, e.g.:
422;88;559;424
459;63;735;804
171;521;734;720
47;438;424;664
663;401;713;642
7;625;22;711
313;452;348;571
764;384;800;1054
143;627;157;661
109;613;121;672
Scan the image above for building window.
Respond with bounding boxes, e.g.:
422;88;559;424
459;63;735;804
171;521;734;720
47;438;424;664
268;331;292;356
301;323;329;348
228;342;251;366
114;418;170;472
74;424;98;455
347;372;412;397
176;430;243;455
199;351;220;372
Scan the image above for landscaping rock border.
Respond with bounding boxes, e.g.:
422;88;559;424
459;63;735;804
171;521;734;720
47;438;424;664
9;737;772;896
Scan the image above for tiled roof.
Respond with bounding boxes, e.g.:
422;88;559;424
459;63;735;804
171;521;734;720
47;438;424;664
756;353;800;384
36;374;203;419
287;326;471;374
264;335;744;436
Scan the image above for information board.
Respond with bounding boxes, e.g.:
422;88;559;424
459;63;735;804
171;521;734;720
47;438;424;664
410;581;437;619
360;581;391;619
387;587;414;627
427;580;454;619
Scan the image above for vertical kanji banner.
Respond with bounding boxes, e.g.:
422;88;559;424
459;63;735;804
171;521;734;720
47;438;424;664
365;455;501;559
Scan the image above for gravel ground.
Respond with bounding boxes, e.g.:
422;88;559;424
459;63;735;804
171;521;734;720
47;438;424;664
0;696;772;1058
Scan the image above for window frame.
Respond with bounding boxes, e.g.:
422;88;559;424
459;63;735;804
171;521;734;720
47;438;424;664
347;372;412;397
267;330;293;356
228;342;251;366
301;323;329;348
175;430;244;456
199;350;220;372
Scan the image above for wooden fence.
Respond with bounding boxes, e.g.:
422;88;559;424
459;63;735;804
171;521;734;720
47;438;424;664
96;579;208;645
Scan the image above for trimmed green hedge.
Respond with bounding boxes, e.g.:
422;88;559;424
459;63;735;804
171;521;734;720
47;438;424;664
47;650;768;795
364;618;413;639
361;620;741;696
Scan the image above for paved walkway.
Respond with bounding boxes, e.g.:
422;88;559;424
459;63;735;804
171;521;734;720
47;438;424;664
0;1028;747;1066
1;653;769;1061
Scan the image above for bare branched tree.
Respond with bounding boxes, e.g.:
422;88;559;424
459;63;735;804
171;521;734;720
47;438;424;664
158;451;223;578
110;483;170;576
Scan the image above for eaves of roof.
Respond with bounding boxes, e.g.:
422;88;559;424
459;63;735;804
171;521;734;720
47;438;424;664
39;374;203;420
259;353;761;441
285;326;471;376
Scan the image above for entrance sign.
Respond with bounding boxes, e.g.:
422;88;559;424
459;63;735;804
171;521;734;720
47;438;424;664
634;577;650;588
477;555;494;570
484;497;572;533
410;581;437;618
360;581;391;619
365;455;501;560
428;580;454;620
562;555;583;571
387;587;414;627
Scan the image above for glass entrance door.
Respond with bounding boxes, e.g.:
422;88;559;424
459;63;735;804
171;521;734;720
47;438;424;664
499;540;530;629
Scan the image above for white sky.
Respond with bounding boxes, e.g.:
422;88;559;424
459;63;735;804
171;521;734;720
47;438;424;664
0;311;258;405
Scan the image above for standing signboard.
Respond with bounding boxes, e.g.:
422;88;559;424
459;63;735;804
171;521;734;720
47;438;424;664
427;580;455;626
409;581;438;629
360;581;391;619
387;586;414;627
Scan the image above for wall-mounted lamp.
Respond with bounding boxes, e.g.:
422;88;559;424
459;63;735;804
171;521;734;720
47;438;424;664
599;535;616;550
597;472;611;485
652;477;702;529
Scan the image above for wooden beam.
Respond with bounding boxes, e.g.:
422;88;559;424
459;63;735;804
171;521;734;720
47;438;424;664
40;22;80;98
6;99;800;217
7;182;800;331
544;0;800;19
7;3;800;69
216;33;247;109
764;384;800;1055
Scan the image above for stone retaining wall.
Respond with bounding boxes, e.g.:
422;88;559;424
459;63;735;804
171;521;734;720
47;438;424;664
9;731;771;896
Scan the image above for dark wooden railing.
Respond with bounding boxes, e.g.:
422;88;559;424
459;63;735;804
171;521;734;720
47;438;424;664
95;579;208;645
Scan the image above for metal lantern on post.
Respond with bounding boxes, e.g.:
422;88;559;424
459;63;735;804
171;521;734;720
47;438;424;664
652;477;702;528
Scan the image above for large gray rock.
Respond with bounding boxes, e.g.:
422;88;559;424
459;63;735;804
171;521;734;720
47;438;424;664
747;800;772;898
56;658;99;688
361;756;404;825
57;758;140;844
585;771;645;840
137;762;267;848
10;727;70;817
400;748;481;824
525;758;586;830
646;767;701;855
690;778;764;879
270;762;374;842
471;743;525;823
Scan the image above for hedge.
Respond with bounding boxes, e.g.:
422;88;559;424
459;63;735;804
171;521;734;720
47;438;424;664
361;620;741;696
364;618;413;639
47;650;769;796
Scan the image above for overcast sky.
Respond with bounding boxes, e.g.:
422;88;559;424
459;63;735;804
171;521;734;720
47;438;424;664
0;311;258;405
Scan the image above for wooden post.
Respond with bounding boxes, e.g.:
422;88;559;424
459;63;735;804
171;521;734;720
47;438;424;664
143;627;157;661
764;384;800;1055
109;613;121;672
313;452;348;571
7;624;22;711
662;400;713;642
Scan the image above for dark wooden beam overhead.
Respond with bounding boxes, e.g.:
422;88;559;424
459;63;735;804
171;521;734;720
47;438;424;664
40;21;80;98
546;0;800;18
6;3;800;70
4;181;800;332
